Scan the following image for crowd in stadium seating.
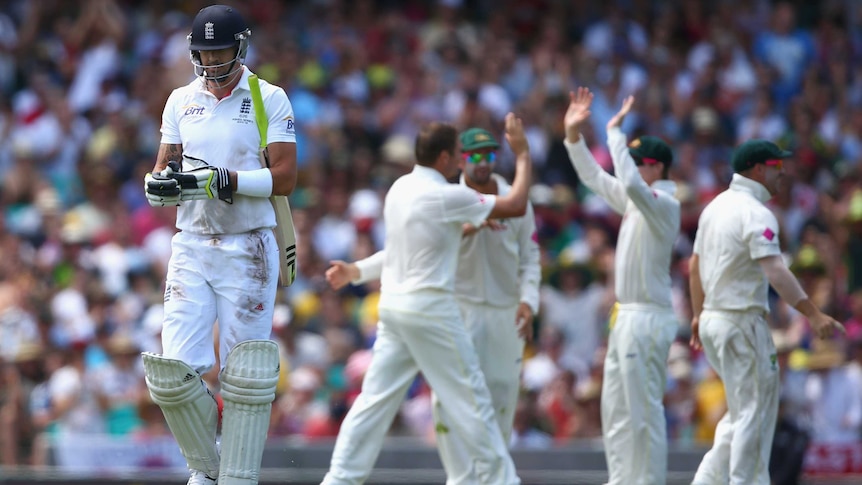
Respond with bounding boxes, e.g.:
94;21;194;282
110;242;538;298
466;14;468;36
1;0;861;469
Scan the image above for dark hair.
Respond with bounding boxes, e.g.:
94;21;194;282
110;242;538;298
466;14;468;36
415;122;458;166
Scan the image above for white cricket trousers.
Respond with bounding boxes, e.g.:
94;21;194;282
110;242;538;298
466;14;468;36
692;309;779;485
601;303;677;485
433;301;523;485
322;305;520;485
162;230;279;374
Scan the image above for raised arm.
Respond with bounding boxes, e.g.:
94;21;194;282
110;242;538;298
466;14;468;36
563;88;628;215
606;96;678;235
488;113;532;219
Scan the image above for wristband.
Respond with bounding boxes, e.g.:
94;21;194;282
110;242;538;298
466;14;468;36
236;168;273;197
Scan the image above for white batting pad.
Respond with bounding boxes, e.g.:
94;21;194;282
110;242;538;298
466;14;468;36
142;353;220;479
218;340;280;485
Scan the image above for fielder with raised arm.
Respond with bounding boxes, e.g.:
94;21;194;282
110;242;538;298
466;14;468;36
141;5;297;485
689;139;845;485
320;118;532;485
563;88;680;485
326;127;541;484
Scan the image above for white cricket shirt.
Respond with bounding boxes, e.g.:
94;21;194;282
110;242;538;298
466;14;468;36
378;165;496;316
693;173;781;313
564;127;680;307
455;173;541;314
160;67;296;235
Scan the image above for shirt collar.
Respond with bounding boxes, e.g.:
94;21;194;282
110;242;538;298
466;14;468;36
652;179;676;196
412;164;448;183
729;173;772;203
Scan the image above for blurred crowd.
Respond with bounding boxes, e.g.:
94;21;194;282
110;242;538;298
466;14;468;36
1;0;862;469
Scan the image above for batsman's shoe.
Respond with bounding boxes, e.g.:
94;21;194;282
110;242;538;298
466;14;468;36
187;470;216;485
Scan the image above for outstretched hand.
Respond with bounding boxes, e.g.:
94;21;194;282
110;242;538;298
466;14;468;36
564;87;593;142
325;260;360;290
606;95;635;131
810;312;846;340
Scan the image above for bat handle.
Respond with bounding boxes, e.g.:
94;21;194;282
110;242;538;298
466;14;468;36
166;160;182;174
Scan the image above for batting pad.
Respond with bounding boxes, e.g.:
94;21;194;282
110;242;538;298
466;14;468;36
142;353;220;479
218;340;280;485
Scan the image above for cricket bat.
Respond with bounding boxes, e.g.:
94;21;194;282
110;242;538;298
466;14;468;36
249;74;297;287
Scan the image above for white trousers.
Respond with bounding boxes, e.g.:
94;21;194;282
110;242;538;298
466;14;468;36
433;301;523;485
322;305;520;485
692;309;780;485
602;304;677;485
162;230;279;374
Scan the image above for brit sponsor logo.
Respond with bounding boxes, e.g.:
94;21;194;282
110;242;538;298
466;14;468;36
182;104;205;116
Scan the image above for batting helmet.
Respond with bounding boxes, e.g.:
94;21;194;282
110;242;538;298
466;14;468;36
187;5;251;79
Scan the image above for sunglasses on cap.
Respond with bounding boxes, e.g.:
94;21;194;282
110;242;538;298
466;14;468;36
462;152;497;164
764;159;783;170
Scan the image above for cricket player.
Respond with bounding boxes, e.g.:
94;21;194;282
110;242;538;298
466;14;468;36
142;5;297;485
320;118;532;485
689;139;844;485
326;127;541;484
563;88;680;485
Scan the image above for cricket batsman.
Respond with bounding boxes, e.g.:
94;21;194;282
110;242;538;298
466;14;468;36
142;5;297;484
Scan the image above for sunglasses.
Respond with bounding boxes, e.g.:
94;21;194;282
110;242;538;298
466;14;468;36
764;159;784;170
462;152;497;164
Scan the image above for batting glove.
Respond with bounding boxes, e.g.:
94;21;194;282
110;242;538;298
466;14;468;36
144;165;182;207
167;156;232;203
172;165;233;203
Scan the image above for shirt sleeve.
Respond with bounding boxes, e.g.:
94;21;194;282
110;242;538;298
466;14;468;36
746;206;781;260
262;83;296;144
160;89;182;145
563;135;628;215
607;127;680;237
353;250;385;285
692;228;703;256
440;185;496;227
517;203;542;314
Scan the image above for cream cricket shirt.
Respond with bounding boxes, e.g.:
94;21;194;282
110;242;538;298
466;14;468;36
378;165;496;316
564;127;679;307
455;173;541;314
160;67;296;235
693;174;781;314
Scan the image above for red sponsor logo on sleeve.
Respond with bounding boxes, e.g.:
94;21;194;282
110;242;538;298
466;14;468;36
531;231;539;243
763;228;775;241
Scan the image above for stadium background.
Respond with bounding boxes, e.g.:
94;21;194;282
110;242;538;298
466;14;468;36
1;0;862;483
